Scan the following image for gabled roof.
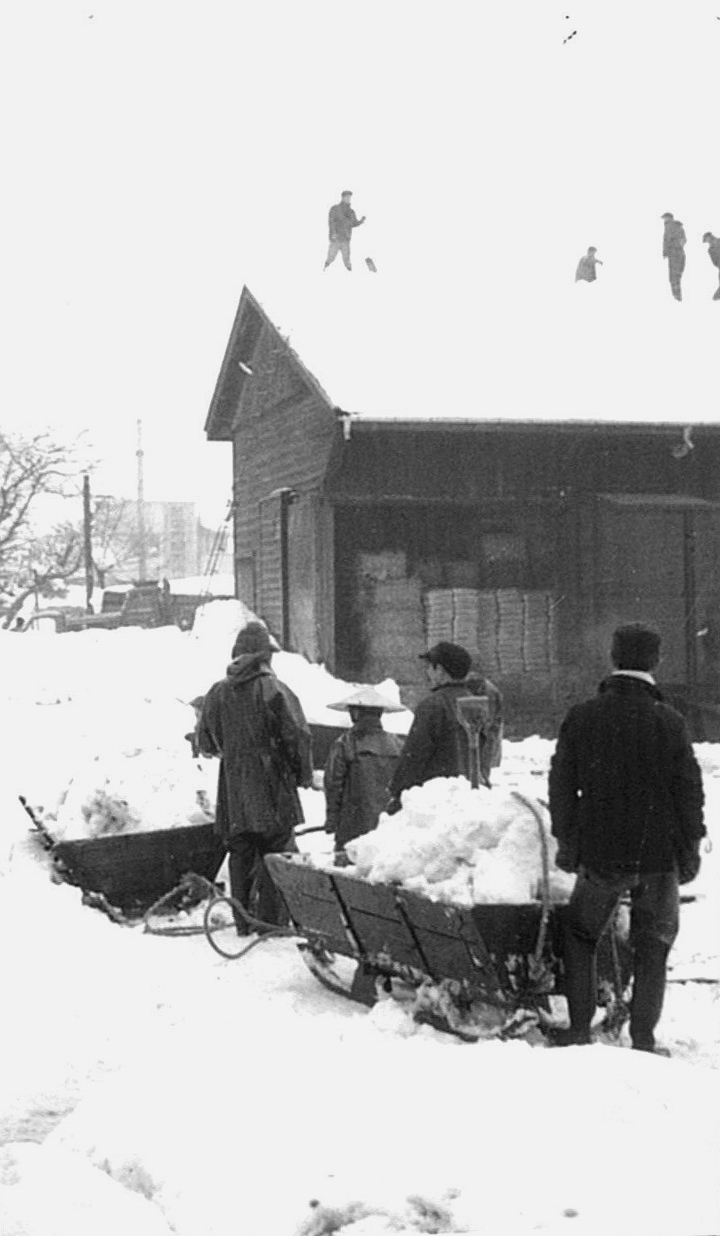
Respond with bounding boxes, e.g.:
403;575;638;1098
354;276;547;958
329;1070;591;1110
205;288;335;441
206;268;720;436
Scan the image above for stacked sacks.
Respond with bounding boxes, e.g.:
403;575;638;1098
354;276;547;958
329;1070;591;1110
346;776;575;905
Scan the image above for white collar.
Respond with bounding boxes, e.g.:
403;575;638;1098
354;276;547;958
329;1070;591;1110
611;669;656;686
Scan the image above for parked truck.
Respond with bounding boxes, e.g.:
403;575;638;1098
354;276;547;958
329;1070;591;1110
24;581;231;634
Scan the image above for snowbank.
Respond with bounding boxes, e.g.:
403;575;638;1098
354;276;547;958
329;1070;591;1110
347;777;575;904
2;602;411;838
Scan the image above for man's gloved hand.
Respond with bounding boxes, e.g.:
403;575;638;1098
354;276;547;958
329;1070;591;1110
385;796;401;816
554;851;577;874
677;843;702;885
553;829;579;874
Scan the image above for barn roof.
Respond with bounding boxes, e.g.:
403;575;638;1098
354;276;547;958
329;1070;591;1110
206;266;720;438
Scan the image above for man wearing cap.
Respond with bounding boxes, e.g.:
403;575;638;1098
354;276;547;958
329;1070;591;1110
387;642;503;811
548;623;705;1052
323;687;406;852
197;621;313;932
702;231;720;300
323;190;366;272
661;212;686;301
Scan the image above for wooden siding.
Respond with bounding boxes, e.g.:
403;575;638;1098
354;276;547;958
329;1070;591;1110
327;426;718;505
231;323;338;649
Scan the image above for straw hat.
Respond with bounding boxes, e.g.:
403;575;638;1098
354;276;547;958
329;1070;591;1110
327;686;405;713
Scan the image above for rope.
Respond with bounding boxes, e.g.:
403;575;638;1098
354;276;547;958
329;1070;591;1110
142;873;222;935
202;891;301;959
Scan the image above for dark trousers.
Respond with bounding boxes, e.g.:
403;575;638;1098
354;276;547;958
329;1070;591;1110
563;868;679;1048
324;239;352;270
227;828;298;930
667;252;685;301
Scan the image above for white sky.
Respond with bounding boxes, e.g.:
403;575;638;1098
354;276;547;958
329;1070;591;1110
2;2;720;521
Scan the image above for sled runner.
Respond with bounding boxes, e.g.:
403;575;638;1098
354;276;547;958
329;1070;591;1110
263;851;631;1041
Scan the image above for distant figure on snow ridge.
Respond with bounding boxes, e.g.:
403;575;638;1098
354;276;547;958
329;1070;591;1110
702;232;720;301
661;212;686;302
575;246;603;282
324;190;366;272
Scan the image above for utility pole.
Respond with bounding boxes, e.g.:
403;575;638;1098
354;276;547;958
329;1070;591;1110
82;474;94;611
136;419;147;581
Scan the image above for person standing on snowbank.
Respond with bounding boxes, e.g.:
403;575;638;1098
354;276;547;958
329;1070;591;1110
548;622;705;1052
662;212;686;301
197;621;313;931
575;246;603;282
323;687;405;851
702;231;720;300
387;643;503;811
324;190;366;271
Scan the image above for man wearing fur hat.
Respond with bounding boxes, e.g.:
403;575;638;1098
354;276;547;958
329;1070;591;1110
387;642;503;812
549;623;705;1052
197;621;313;931
323;687;406;852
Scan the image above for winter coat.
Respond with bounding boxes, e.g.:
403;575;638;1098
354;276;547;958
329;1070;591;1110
575;254;598;282
707;238;720;270
328;201;363;244
324;717;405;848
197;654;313;843
663;219;686;257
388;677;503;802
548;674;705;878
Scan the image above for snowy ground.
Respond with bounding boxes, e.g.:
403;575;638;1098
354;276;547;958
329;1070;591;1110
1;608;719;1236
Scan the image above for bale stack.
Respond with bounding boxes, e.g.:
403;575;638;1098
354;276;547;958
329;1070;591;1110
477;589;560;678
495;589;526;675
424;587;481;651
523;590;560;677
357;552;426;690
476;592;502;678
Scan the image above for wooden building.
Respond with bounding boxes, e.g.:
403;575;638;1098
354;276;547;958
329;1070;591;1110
205;286;720;735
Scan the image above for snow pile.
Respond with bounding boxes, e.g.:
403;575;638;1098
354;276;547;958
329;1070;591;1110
48;747;217;841
272;650;412;733
347;777;575;905
3;606;411;838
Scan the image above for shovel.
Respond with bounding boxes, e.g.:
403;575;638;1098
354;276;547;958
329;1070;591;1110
456;695;491;789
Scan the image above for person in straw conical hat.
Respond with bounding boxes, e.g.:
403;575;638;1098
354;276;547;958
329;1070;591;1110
323;687;406;852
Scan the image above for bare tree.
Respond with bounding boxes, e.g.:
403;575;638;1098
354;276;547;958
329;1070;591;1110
91;497;161;586
0;429;86;600
1;522;84;628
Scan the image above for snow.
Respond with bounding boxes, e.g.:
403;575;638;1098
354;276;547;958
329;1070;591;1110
346;778;576;905
0;621;719;1236
243;246;720;426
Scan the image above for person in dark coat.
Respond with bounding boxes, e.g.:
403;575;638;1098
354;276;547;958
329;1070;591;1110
387;643;503;812
323;687;406;852
702;231;720;300
575;246;603;282
548;623;705;1052
323;190;366;271
197;621;313;931
662;212;686;301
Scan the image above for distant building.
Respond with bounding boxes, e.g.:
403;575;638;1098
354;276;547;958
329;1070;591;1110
100;500;233;584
